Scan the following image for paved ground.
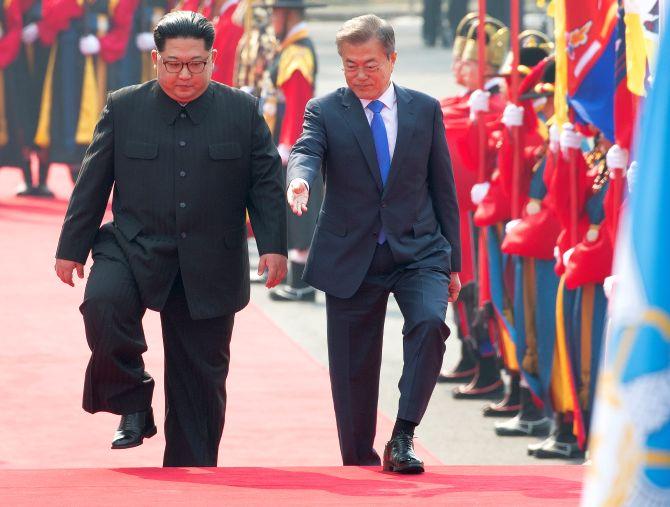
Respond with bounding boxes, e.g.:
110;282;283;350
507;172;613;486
248;17;583;466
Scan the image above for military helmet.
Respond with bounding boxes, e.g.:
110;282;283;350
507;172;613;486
462;18;510;70
453;13;479;60
500;30;554;75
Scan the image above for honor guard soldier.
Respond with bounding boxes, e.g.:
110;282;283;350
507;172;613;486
257;0;325;302
34;0;140;183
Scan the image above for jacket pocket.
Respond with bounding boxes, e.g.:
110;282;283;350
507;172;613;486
114;213;143;241
413;216;437;237
124;141;158;159
223;225;246;249
210;142;242;160
317;210;347;237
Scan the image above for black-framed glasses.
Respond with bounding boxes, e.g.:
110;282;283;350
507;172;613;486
158;53;210;74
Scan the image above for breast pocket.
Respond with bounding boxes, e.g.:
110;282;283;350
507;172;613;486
209;142;242;161
124;141;158;160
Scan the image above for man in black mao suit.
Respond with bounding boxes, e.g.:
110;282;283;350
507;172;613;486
287;15;461;474
54;11;287;467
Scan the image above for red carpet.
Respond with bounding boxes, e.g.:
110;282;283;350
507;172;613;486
0;465;583;506
0;168;584;504
0;168;437;468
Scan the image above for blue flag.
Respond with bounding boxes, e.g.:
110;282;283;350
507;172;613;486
582;9;670;505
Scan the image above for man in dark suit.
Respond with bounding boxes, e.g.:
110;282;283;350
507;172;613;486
287;14;461;474
54;10;287;467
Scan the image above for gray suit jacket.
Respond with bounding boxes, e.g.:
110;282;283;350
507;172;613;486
287;84;460;298
56;80;286;319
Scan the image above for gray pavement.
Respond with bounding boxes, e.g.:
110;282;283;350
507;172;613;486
249;17;582;466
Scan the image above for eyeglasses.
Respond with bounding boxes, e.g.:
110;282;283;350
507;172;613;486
341;63;383;76
158;53;210;74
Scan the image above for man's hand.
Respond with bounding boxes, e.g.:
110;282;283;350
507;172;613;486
287;179;309;216
448;273;461;303
55;258;85;287
258;254;288;289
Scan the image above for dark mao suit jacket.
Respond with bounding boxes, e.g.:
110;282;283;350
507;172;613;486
56;80;287;319
287;85;461;298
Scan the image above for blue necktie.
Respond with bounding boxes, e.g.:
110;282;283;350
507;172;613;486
367;100;390;244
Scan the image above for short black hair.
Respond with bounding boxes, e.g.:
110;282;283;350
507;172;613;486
153;11;215;52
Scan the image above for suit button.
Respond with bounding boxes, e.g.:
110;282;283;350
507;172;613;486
180;232;187;239
179;202;186;208
180;112;187;119
381;202;387;208
179;140;186;147
179;171;186;177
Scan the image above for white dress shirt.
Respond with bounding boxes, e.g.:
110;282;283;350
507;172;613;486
289;82;398;194
360;82;398;159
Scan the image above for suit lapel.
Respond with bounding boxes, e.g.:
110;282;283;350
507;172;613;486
340;88;383;192
383;85;416;198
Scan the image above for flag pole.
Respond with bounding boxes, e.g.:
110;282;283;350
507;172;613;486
477;0;487;182
510;0;521;218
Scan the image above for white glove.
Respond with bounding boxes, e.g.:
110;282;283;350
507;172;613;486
287;178;309;216
606;144;628;169
549;124;560;153
22;23;39;44
468;89;490;120
627;161;638;193
79;34;101;55
136;32;155;52
562;247;575;267
471;182;490;205
603;275;617;300
560;122;582;158
502;104;524;128
505;218;522;235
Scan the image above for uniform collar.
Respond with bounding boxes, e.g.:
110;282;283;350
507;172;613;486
154;81;214;125
279;22;309;50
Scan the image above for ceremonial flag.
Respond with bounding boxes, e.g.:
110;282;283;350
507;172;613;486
582;15;670;505
565;0;618;140
615;3;640;150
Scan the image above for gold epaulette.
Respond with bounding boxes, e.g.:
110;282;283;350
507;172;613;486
276;43;314;88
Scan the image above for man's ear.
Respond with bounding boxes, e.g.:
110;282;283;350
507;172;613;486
151;49;158;66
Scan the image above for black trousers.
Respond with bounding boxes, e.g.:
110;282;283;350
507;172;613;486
325;243;451;466
80;235;234;467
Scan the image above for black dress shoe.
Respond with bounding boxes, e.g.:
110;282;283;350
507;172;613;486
383;432;424;474
111;408;157;449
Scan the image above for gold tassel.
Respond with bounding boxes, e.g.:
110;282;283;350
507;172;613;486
75;55;101;145
34;43;58;147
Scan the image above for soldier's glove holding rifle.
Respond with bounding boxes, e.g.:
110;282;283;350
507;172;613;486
79;34;101;55
502;104;524;128
22;23;39;44
136;32;155;52
468;89;490;121
559;122;582;159
606;144;628;170
287;179;309;216
470;182;490;206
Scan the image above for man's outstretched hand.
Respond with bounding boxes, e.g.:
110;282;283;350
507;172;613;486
55;258;85;287
287;179;309;216
258;253;288;288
